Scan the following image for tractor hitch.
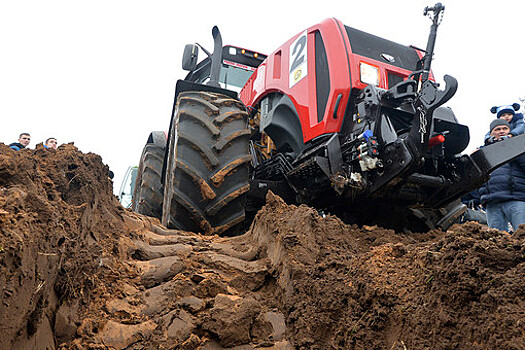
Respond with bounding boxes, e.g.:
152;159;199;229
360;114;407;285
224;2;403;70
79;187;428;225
412;134;525;208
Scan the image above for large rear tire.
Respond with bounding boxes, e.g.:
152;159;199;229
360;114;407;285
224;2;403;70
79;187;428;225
132;132;166;219
161;91;251;235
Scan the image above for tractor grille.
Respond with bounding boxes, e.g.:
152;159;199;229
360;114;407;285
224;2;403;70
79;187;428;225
287;157;322;180
253;153;293;181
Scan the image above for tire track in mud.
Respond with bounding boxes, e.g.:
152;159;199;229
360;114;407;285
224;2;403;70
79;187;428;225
82;212;291;350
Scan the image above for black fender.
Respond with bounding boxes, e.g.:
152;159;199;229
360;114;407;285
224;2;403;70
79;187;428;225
260;93;305;158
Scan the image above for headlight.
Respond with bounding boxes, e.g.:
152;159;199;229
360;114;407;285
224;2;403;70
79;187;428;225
360;62;379;86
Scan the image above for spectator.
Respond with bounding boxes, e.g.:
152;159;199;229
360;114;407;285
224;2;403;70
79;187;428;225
484;103;524;144
478;119;525;232
9;133;31;150
44;137;58;149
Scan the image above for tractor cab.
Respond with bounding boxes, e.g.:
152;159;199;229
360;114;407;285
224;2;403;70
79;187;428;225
183;44;266;92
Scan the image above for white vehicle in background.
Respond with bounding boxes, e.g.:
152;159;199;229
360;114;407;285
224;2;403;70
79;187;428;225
118;166;138;208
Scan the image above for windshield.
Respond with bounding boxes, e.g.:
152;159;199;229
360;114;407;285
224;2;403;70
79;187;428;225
218;64;254;92
197;64;254;92
119;166;138;209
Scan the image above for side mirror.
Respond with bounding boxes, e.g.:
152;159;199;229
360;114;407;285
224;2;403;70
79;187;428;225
182;44;199;71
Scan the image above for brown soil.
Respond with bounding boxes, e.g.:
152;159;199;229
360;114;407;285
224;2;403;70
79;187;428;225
0;143;523;349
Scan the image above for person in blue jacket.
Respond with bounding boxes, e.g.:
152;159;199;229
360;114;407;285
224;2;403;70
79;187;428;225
478;119;525;232
9;133;31;150
484;103;524;144
44;137;58;149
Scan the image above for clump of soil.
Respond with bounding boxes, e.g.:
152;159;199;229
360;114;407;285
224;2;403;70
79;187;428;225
0;144;523;349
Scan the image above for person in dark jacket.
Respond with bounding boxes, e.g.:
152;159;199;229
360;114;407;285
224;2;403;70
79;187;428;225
478;119;525;232
9;133;31;150
484;103;524;144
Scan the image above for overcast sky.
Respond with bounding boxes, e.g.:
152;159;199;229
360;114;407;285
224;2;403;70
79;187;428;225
1;1;523;196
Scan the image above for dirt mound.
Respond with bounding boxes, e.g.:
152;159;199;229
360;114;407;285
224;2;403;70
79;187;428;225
0;144;523;349
0;143;135;349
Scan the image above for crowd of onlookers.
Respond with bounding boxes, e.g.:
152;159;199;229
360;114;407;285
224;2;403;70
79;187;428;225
462;103;525;233
6;133;116;181
7;133;58;151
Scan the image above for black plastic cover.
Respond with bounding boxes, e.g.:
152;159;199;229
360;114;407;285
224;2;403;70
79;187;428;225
345;26;420;71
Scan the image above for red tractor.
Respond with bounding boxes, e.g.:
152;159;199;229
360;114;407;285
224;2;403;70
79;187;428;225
133;3;525;234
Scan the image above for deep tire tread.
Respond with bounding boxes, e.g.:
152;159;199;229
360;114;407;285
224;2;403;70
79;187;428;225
133;143;165;219
210;155;252;186
206;183;250;216
213;129;252;152
179;107;220;135
162;91;250;235
179;131;219;167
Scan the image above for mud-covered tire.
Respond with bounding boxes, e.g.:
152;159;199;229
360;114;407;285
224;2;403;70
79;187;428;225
132;132;166;219
161;91;251;235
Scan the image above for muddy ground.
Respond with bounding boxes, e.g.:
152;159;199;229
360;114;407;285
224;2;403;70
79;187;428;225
0;143;523;349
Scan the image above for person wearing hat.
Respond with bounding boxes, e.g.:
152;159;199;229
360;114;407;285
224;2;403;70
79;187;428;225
486;119;512;143
477;119;525;232
484;103;524;144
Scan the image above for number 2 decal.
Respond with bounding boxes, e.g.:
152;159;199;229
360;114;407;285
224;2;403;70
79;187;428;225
289;31;308;88
290;35;306;72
